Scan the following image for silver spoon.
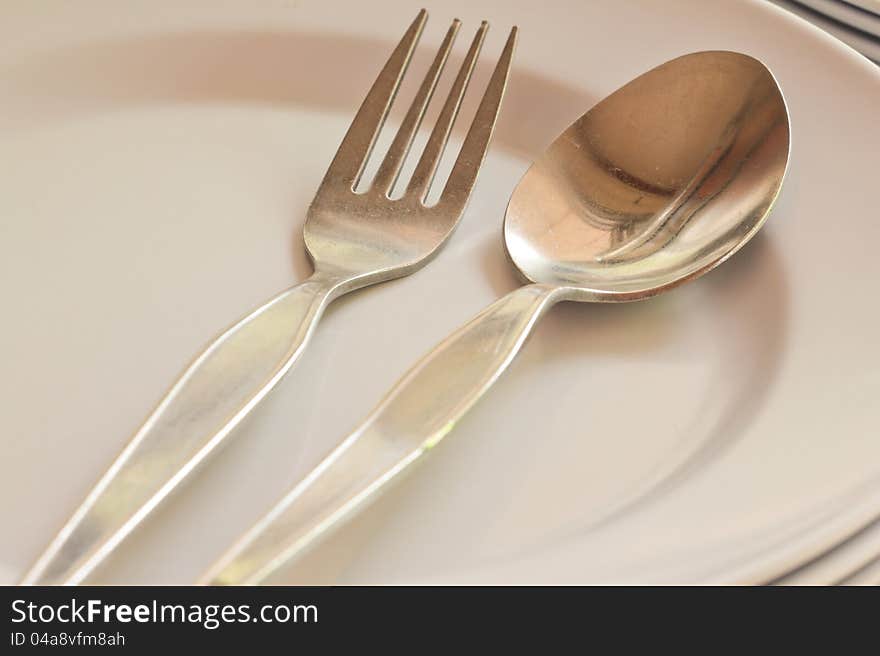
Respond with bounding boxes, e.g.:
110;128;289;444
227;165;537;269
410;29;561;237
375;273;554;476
203;50;790;585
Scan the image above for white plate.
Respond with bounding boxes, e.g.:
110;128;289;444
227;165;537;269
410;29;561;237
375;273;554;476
844;0;880;18
778;512;880;584
774;0;880;60
1;0;879;585
842;552;880;584
795;0;880;37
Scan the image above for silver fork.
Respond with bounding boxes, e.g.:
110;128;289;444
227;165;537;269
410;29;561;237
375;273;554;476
22;10;517;585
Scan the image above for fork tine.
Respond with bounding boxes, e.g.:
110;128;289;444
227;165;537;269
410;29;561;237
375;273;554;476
439;26;517;210
371;19;461;196
322;10;427;189
405;21;489;202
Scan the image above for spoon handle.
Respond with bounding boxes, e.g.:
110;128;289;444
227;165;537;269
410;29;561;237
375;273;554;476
21;271;345;586
202;283;562;585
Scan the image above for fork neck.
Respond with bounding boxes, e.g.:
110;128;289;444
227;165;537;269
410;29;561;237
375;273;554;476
307;265;372;302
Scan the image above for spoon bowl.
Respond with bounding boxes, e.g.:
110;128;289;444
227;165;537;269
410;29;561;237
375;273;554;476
505;51;790;300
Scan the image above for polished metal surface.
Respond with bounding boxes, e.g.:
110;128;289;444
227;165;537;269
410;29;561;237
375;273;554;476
505;51;791;299
203;51;790;585
21;10;516;585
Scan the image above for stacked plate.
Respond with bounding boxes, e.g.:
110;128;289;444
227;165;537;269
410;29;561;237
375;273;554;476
1;0;879;585
774;0;880;61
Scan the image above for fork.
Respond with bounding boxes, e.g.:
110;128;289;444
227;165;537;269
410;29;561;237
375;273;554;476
22;9;517;585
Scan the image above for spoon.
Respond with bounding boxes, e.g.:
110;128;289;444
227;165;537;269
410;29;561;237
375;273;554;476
202;50;790;585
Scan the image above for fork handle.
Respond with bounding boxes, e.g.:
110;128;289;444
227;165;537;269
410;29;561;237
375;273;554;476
21;271;345;585
202;283;564;584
